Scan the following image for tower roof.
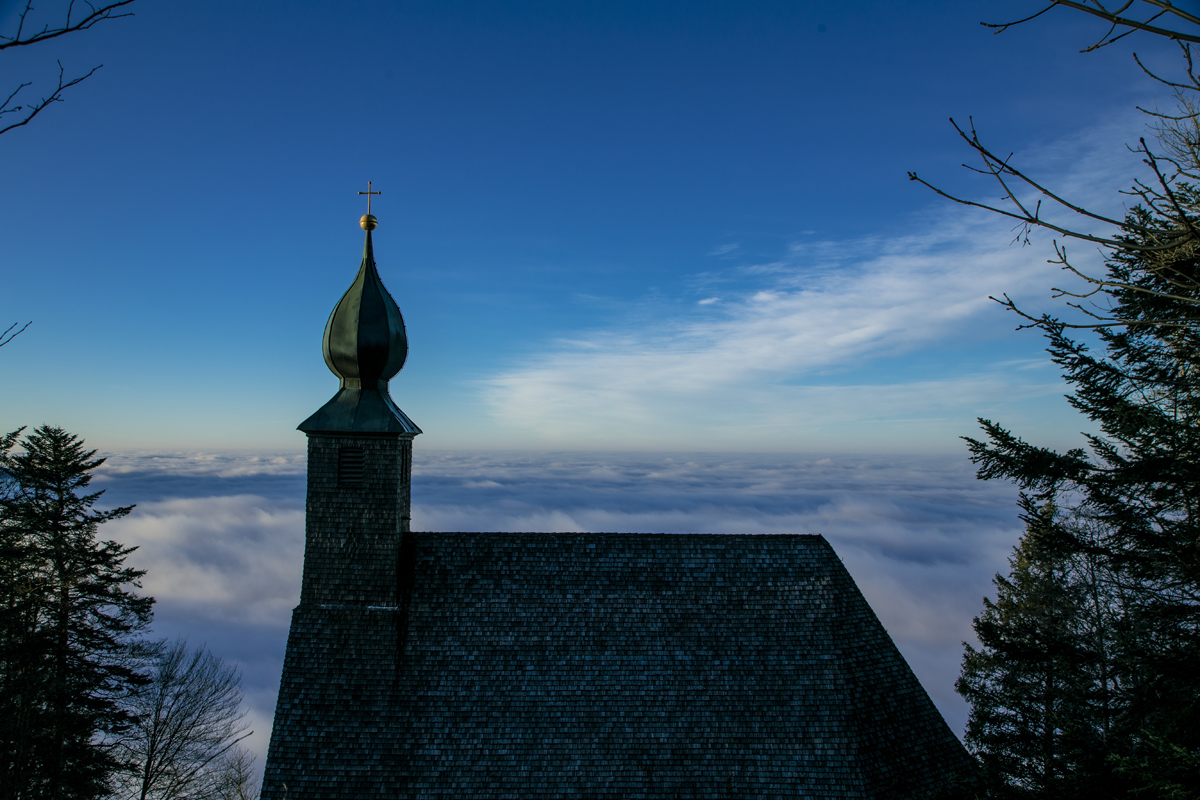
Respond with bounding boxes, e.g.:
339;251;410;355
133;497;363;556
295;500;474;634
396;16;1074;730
299;216;421;435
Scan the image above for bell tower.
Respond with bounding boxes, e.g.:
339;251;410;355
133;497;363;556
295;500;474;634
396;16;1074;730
295;197;421;607
263;190;420;798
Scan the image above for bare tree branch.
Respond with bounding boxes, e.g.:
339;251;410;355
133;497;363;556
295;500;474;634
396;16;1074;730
1132;44;1200;91
114;641;252;800
0;0;136;51
1051;241;1200;302
0;3;138;357
0;322;31;347
209;747;260;800
1138;0;1200;28
0;61;100;137
911;108;1200;329
1139;136;1200;235
1080;8;1168;52
985;0;1200;47
906;117;1195;253
0;1;138;142
987;291;1199;330
982;3;1058;35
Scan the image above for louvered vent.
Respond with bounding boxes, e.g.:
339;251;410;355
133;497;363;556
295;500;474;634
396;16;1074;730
338;447;365;487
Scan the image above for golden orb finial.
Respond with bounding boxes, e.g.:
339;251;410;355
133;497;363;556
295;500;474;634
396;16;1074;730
358;181;381;230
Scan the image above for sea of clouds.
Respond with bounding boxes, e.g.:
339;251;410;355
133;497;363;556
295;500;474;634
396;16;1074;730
95;448;1025;770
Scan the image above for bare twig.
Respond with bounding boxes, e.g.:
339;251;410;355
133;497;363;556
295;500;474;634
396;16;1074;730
1100;0;1200;28
0;1;136;51
982;3;1058;35
1051;242;1200;304
985;0;1200;47
989;234;1200;330
1132;48;1200;92
933;2;1200;333
907;118;1194;253
0;322;31;347
113;642;252;800
1139;136;1200;236
0;2;138;140
0;61;100;137
1080;8;1167;52
990;292;1197;329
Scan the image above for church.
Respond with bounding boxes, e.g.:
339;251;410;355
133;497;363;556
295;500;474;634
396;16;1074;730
260;199;978;799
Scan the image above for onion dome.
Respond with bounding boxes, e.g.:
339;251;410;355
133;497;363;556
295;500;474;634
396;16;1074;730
298;217;421;435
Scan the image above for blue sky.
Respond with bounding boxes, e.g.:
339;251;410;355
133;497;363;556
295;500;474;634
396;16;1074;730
1;0;1191;773
0;0;1174;451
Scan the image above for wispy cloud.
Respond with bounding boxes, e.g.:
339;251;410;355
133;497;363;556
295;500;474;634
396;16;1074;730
484;212;1071;448
474;114;1152;451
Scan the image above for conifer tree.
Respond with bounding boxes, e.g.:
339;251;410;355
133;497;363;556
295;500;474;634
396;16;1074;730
962;193;1200;795
0;426;154;800
957;507;1125;799
906;5;1200;795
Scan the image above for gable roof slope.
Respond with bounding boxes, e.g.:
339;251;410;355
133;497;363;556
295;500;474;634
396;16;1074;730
263;532;976;799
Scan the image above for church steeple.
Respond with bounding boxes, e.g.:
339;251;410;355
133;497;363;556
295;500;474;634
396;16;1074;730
291;186;421;609
298;205;421;435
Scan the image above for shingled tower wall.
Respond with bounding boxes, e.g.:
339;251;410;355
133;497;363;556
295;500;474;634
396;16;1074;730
299;433;413;607
263;432;416;796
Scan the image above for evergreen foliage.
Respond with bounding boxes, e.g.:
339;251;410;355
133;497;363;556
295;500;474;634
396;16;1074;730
961;193;1200;796
958;507;1125;799
0;425;154;800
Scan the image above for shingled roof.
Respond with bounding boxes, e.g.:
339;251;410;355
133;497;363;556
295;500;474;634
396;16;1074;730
262;531;977;799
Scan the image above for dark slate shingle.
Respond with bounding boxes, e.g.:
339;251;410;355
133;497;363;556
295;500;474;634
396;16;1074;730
263;532;977;799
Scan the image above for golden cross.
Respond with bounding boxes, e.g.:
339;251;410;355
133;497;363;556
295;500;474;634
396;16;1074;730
358;181;382;215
